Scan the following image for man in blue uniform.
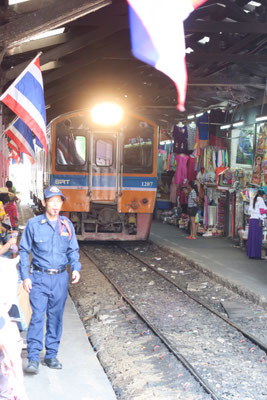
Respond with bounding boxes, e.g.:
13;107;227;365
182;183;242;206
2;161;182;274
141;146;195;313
19;186;81;374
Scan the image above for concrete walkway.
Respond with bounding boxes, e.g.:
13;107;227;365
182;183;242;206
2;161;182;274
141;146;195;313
150;220;267;307
22;296;117;400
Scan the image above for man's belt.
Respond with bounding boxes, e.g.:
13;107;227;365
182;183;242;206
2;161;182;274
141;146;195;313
32;265;66;275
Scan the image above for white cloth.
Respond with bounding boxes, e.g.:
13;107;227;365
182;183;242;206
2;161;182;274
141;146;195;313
249;197;266;221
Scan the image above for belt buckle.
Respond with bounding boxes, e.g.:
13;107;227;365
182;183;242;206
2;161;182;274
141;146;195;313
47;269;58;274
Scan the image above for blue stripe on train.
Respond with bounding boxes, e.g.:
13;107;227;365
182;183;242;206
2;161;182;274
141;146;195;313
50;174;157;188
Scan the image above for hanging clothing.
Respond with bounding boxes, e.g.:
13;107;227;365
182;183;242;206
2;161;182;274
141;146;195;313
196;112;209;148
170;180;178;204
187;124;196;151
157;153;165;174
173;125;188;154
174;154;189;185
209;109;227;147
187;156;197;181
247;219;263;259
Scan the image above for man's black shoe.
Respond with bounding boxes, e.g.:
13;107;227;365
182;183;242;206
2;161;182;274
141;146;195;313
44;357;62;369
25;360;39;374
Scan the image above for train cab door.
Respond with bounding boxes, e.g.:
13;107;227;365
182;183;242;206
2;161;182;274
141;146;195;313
89;131;119;203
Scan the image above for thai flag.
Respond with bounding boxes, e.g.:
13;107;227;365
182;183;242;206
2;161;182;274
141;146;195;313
8;140;21;164
5;117;36;163
127;0;207;111
0;53;47;153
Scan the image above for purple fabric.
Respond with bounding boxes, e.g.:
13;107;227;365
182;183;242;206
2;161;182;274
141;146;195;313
246;218;263;259
173;125;188;154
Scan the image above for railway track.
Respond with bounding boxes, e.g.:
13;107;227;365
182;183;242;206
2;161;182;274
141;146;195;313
81;243;267;400
81;245;221;400
118;244;267;354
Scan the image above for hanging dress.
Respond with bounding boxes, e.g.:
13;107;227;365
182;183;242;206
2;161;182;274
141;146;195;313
174;154;189;185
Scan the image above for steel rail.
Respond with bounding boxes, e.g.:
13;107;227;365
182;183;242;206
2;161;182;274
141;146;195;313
118;244;267;354
81;246;222;400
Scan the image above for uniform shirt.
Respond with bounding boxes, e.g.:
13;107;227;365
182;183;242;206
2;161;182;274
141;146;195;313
249;197;266;221
19;214;81;280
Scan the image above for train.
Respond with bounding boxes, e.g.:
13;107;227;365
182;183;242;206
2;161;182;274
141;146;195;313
31;104;158;240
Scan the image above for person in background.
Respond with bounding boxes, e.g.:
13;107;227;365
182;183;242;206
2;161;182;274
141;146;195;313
186;180;199;240
4;195;19;230
0;259;29;400
19;186;81;375
5;181;16;195
0;199;17;257
247;189;267;259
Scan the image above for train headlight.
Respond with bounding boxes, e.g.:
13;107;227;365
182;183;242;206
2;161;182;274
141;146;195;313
90;102;124;126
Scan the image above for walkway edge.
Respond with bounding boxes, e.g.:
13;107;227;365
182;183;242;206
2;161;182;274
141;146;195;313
149;238;267;310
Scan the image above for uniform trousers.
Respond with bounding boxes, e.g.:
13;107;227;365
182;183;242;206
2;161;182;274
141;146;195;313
27;270;69;362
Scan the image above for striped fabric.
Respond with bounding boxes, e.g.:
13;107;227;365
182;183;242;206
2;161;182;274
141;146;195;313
5;118;36;163
127;0;207;111
0;54;47;153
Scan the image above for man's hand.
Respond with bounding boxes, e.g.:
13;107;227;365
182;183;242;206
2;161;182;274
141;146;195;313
23;278;32;293
72;270;80;284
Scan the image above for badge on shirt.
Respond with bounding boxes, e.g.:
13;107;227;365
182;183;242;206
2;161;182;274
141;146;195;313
61;232;69;236
41;219;47;224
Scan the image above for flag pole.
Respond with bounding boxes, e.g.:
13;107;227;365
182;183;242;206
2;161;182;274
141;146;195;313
0;52;43;101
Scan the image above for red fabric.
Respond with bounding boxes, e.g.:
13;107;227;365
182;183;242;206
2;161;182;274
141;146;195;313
209;133;226;148
216;166;228;184
260;208;267;215
192;0;207;8
187;156;197;180
4;202;18;228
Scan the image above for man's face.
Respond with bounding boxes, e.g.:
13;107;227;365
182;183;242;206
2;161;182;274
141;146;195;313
45;195;63;218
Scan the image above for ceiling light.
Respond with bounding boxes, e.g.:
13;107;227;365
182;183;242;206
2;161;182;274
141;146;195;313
232;121;244;127
90;102;124;126
256;115;267;122
21;28;65;44
220;124;231;130
9;0;29;4
198;36;210;44
196;112;203;118
185;47;194;54
248;1;261;6
160;140;173;145
187;115;195;120
29;28;65;41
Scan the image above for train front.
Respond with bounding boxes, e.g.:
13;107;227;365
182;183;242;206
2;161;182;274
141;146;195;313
49;104;158;240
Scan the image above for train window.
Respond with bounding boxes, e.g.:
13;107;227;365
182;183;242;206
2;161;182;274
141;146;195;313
123;135;153;173
95;139;113;167
56;135;86;166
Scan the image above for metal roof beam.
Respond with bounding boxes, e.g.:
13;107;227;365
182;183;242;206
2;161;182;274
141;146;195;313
0;0;111;49
185;20;267;34
5;33;70;57
4;23;127;83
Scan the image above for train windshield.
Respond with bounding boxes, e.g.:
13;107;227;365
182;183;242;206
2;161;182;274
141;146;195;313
95;139;113;167
56;135;86;166
123;119;154;173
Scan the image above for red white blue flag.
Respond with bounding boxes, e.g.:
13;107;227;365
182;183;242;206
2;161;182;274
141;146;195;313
127;0;207;111
7;140;21;164
5;117;36;163
0;53;47;153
